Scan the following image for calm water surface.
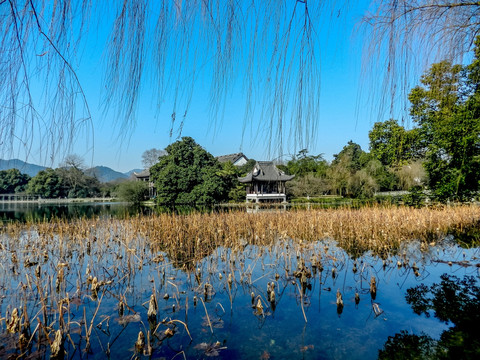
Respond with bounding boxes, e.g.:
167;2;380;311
0;204;479;359
0;202;148;222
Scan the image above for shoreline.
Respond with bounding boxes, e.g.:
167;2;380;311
0;197;117;204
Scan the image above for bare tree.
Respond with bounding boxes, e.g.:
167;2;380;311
60;154;86;171
361;1;480;119
58;153;86;195
141;148;166;169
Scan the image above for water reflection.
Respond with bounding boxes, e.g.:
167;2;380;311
0;202;151;222
1;216;478;360
379;274;480;359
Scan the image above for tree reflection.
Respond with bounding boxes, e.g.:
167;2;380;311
379;274;480;360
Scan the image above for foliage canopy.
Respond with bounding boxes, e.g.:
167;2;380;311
0;169;31;194
150;137;230;206
408;42;480;201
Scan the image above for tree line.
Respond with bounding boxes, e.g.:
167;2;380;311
0;163;116;199
284;38;480;203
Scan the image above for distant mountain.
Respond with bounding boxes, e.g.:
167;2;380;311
85;166;130;183
0;159;139;183
124;168;143;177
0;159;47;177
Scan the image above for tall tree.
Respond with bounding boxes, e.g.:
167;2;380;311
409;42;480;200
332;141;369;172
285;149;330;197
57;154;87;197
369;119;423;166
26;169;66;198
286;149;328;177
150;137;229;206
116;180;148;205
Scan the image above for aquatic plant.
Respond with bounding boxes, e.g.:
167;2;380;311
0;205;478;358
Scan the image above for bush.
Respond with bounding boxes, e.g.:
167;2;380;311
116;181;148;204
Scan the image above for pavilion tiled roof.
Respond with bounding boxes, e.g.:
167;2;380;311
133;169;150;178
238;161;294;183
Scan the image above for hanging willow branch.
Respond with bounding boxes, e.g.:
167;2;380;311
360;0;480;121
1;1;479;161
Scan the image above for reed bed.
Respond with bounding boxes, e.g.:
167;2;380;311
0;205;478;358
5;204;474;257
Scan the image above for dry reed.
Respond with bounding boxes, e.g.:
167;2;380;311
0;205;478;357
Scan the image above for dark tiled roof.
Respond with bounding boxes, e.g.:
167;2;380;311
238;161;294;182
216;153;248;164
133;169;150;178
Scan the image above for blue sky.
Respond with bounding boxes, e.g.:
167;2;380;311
12;1;411;173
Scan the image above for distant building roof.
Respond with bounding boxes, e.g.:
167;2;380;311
133;169;150;178
216;153;248;165
238;161;294;183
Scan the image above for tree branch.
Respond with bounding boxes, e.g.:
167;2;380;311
28;0;92;121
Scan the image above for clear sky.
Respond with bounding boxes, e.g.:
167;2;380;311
10;1;412;173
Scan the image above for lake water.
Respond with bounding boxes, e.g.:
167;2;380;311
0;202;146;223
1;205;478;360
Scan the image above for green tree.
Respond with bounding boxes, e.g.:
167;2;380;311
99;181;118;198
0;169;31;194
409;47;480;201
26;168;66;198
349;168;379;198
369;119;423;166
217;161;246;203
327;157;352;196
327;141;370;196
150;137;230;206
332;141;369;172
286;149;328;177
284;149;329;197
362;159;398;193
116;180;148;205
